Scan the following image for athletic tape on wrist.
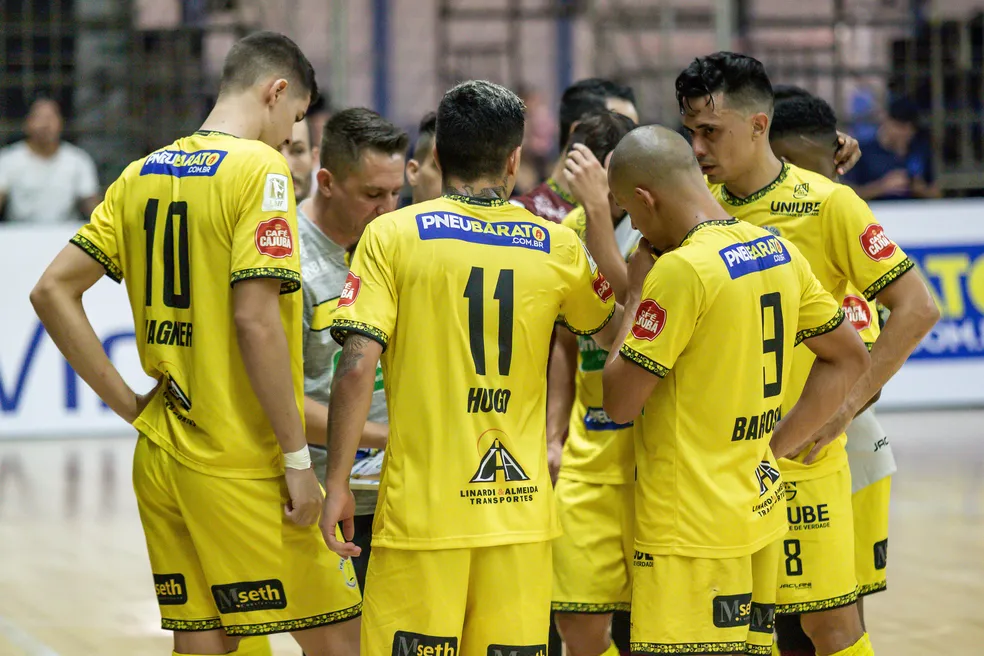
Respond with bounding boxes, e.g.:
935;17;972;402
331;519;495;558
283;446;312;470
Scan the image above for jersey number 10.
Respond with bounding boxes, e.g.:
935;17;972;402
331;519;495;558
144;199;191;309
463;266;514;376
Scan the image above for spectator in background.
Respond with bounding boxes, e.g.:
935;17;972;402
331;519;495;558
404;112;442;204
307;93;333;196
517;84;558;190
280;116;319;202
0;96;101;223
843;98;941;200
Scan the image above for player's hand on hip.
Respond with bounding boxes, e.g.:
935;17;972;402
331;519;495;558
284;467;324;526
564;143;610;207
320;485;362;559
802;408;852;465
547;439;563;485
127;376;164;424
834;131;861;176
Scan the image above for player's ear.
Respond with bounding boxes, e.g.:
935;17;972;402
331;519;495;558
316;168;333;198
750;112;770;141
405;159;420;186
267;78;290;106
506;145;522;177
634;186;656;213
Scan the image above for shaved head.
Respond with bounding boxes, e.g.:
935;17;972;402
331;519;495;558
609;125;729;252
608;125;702;198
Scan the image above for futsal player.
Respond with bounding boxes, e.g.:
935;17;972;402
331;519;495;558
768;85;900;655
513;78;638;222
31;31;362;656
298;108;408;593
405;112;443;205
549;110;638;656
674;52;940;655
320;80;622;656
603;124;870;656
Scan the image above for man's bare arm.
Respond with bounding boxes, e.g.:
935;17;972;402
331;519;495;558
546;326;577;482
234;278;307;455
304;395;387;449
325;334;384;488
31;245;151;422
771;321;871;461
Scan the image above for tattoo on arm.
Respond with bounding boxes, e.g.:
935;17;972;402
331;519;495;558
333;334;371;379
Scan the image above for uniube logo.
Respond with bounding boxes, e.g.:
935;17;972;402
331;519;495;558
0;320;136;414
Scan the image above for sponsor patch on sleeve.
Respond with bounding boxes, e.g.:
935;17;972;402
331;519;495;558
338;271;361;307
592;271;613;302
842;295;872;331
859;223;898;261
254;217;294;258
631;299;666;341
262;173;290;212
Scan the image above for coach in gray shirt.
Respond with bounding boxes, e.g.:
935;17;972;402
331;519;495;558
296;108;408;591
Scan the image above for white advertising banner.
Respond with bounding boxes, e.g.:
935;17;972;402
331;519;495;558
1;199;982;438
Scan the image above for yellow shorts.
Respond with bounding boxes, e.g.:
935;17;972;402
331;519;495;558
133;435;361;635
853;476;890;597
777;465;858;614
552;477;633;613
362;542;551;656
630;540;779;656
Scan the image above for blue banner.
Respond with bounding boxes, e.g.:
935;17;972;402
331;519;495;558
905;243;984;360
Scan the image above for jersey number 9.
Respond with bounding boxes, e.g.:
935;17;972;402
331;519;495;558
760;292;784;398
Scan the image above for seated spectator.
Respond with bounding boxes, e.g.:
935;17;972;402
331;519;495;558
842;98;941;200
0;95;101;223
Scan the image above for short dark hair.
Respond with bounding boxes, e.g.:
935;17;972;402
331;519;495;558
675;52;773;115
319;107;409;175
771;92;838;142
220;31;318;103
413;111;437;161
566;110;636;163
771;84;811;104
436;80;525;183
887;98;920;125
559;78;636;151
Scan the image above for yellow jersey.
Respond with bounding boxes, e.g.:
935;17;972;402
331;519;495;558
330;194;615;550
71;131;303;478
710;163;913;481
620;219;842;558
559;207;638;484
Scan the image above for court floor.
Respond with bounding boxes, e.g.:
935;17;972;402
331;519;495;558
0;409;982;655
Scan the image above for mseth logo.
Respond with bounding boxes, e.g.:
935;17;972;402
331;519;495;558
392;631;458;656
211;579;287;614
154;573;188;605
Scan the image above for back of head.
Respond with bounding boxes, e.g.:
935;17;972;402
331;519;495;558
566;110;637;163
609;125;702;196
413;111;438;161
675;52;773;116
219;31;318;102
559;78;637;150
771;92;838;143
436;80;525;183
320;107;409;175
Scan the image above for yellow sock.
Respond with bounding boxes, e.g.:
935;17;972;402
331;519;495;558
233;637;274;656
828;632;874;656
600;643;620;656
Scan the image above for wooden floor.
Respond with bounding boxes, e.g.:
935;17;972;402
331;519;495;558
0;409;982;655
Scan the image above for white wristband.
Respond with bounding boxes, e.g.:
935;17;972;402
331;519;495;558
283;446;312;470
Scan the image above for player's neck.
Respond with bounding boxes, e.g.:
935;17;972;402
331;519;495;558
443;176;510;201
309;194;359;250
199;95;263;142
665;190;734;248
723;150;784;199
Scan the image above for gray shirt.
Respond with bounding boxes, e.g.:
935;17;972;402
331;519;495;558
299;208;387;516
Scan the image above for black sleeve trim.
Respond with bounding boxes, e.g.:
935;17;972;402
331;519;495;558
563;304;616;336
618;345;670;378
330;319;389;352
230;267;301;294
796;308;845;346
863;258;915;300
69;235;123;283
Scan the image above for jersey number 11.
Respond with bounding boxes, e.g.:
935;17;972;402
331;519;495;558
464;266;514;376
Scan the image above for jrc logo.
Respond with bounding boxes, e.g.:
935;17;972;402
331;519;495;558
860;224;897;261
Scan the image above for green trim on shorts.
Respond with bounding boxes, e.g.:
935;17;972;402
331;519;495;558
223;602;362;636
161;617;223;632
776;588;858;615
551;601;631;614
857;581;887;597
630;641;747;655
745;645;774;656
